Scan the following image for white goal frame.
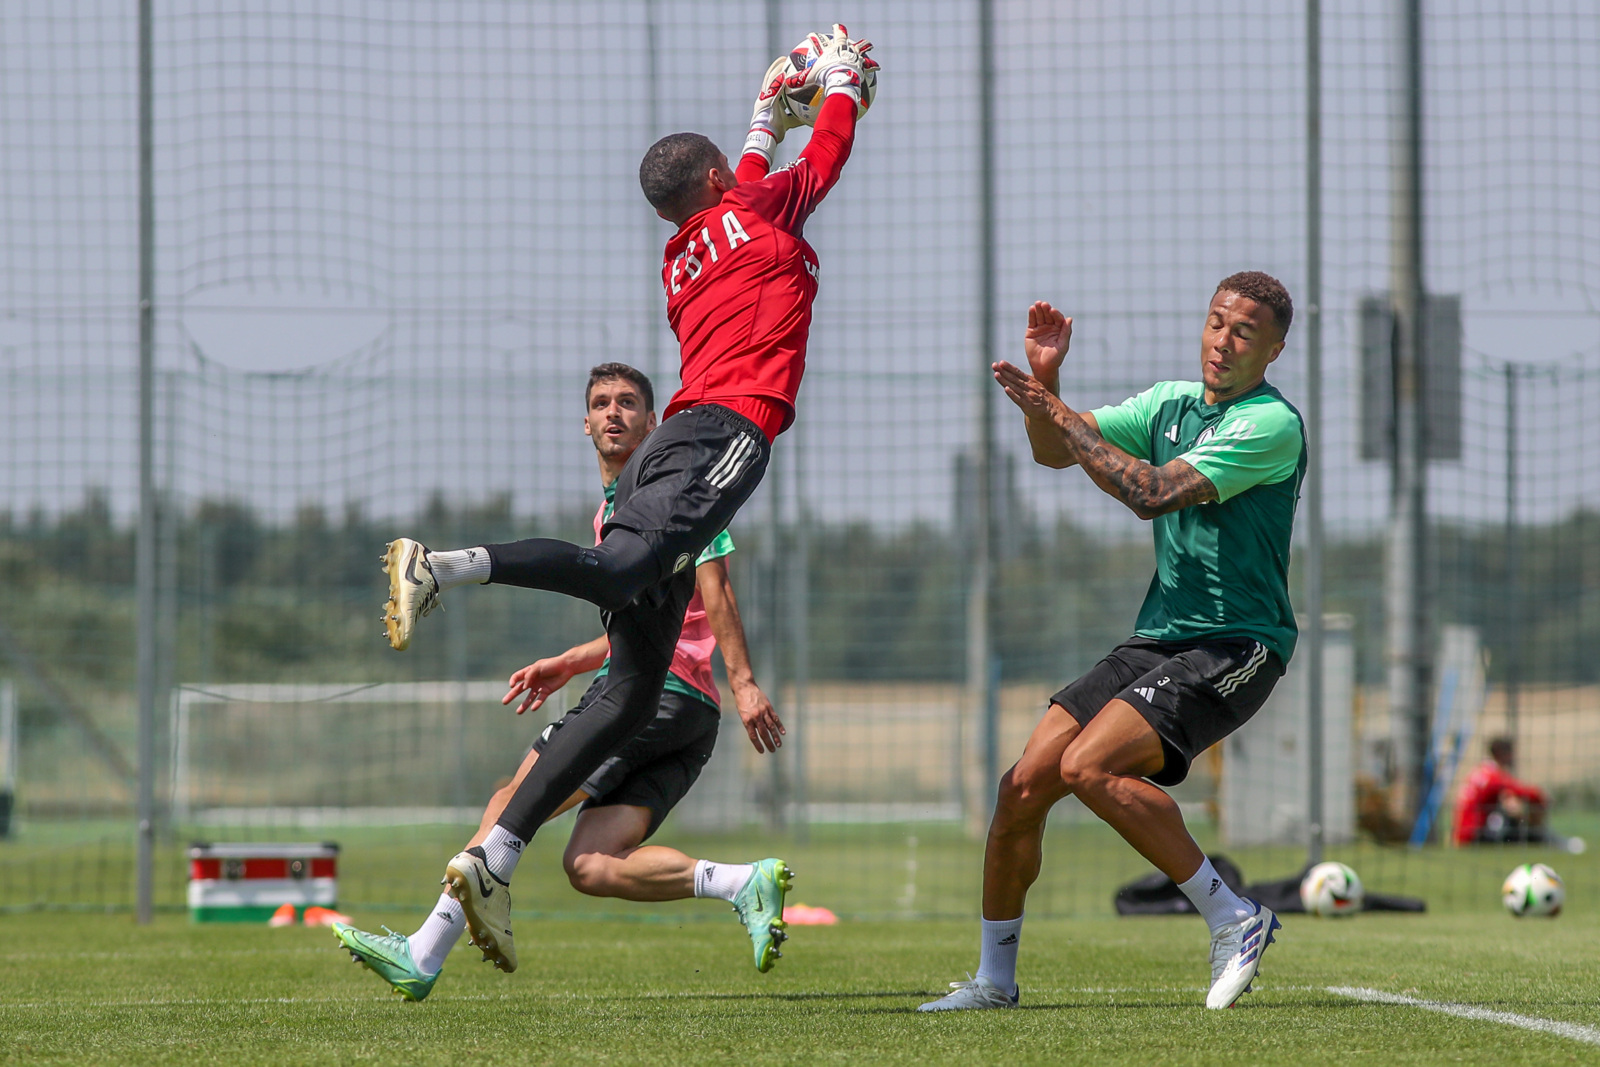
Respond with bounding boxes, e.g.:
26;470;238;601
169;681;570;827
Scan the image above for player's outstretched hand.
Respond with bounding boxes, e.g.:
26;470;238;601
1023;301;1072;390
788;24;877;98
734;683;786;753
503;658;577;715
994;359;1065;424
749;55;801;147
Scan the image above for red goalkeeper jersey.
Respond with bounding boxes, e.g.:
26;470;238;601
659;93;857;441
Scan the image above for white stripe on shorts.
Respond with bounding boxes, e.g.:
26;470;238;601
707;432;756;490
1215;642;1267;697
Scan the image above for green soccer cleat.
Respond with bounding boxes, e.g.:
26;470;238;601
731;857;793;973
332;921;439;1002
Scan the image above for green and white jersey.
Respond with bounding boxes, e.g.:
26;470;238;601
1089;378;1306;664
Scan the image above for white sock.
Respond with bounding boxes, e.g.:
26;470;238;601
693;859;755;902
428;547;491;590
1178;858;1254;933
407;892;465;975
975;915;1023;996
479;825;525;884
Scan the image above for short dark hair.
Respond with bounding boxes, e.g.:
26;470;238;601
1488;736;1514;764
585;362;654;413
639;132;723;218
1216;271;1294;338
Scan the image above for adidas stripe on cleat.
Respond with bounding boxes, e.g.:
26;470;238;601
1206;899;1281;1009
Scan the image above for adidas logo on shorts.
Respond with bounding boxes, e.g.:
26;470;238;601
1134;686;1156;703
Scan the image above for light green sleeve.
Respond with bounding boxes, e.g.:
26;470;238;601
694;529;735;567
1088;384;1168;460
1179;399;1303;503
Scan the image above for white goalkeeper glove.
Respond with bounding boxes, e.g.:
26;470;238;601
744;56;801;161
787;24;877;106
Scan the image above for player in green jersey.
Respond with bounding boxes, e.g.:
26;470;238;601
920;272;1304;1013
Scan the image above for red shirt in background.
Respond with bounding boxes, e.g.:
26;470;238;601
659;93;858;442
1452;759;1548;844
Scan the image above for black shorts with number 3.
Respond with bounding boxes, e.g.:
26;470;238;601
1050;635;1284;787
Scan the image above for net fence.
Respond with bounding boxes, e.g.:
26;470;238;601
3;0;1598;920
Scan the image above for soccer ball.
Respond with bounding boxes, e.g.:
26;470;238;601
1502;863;1564;917
1299;861;1364;917
778;30;878;126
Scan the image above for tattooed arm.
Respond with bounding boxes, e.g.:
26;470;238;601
993;360;1218;519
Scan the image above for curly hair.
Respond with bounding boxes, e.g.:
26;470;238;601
1215;271;1294;338
585;362;655;413
638;132;722;219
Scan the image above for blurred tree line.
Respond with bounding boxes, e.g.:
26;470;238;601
3;491;1597;715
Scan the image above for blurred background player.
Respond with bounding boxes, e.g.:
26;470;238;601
368;29;876;975
335;363;791;1000
1452;736;1584;852
921;274;1304;1013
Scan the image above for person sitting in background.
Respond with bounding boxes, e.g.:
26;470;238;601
1452;737;1583;852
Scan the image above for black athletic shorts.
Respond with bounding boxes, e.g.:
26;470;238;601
532;676;721;839
1050;635;1284;787
605;403;770;591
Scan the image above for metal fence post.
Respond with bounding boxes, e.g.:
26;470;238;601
1304;0;1327;867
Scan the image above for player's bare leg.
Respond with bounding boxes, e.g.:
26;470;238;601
982;704;1079;920
924;707;1078;1011
559;804;790;972
1057;700;1279;1009
562;805;693;901
1053;700;1200;881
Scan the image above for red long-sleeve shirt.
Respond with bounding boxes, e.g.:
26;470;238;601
1452;759;1548;844
659;93;857;442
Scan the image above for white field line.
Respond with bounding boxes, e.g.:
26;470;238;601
1328;986;1600;1047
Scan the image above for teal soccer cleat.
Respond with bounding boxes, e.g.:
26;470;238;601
332;921;439;1002
731;858;794;973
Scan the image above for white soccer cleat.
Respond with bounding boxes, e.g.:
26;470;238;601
916;974;1019;1012
1206;900;1281;1009
382;537;439;651
442;846;517;973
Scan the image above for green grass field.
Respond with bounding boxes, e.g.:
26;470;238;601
4;908;1598;1065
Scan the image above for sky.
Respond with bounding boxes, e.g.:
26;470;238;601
2;0;1597;540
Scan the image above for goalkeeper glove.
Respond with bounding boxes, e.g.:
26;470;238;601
787;24;877;106
744;55;801;161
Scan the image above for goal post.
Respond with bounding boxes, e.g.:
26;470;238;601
170;681;571;831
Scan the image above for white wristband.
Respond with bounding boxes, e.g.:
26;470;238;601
742;126;777;162
822;82;862;105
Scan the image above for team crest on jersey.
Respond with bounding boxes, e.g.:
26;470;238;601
1195;426;1216;446
673;552;692;574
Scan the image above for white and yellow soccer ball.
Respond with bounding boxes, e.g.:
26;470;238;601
1300;861;1364;917
778;29;878;127
1502;862;1564;917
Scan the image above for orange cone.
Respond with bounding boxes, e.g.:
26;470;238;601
781;903;838;925
302;905;352;927
268;903;297;927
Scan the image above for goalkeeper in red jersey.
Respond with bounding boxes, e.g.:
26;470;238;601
369;28;875;974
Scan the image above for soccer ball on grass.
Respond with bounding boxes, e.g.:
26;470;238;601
1502;862;1564;917
1299;861;1364;917
778;29;878;127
